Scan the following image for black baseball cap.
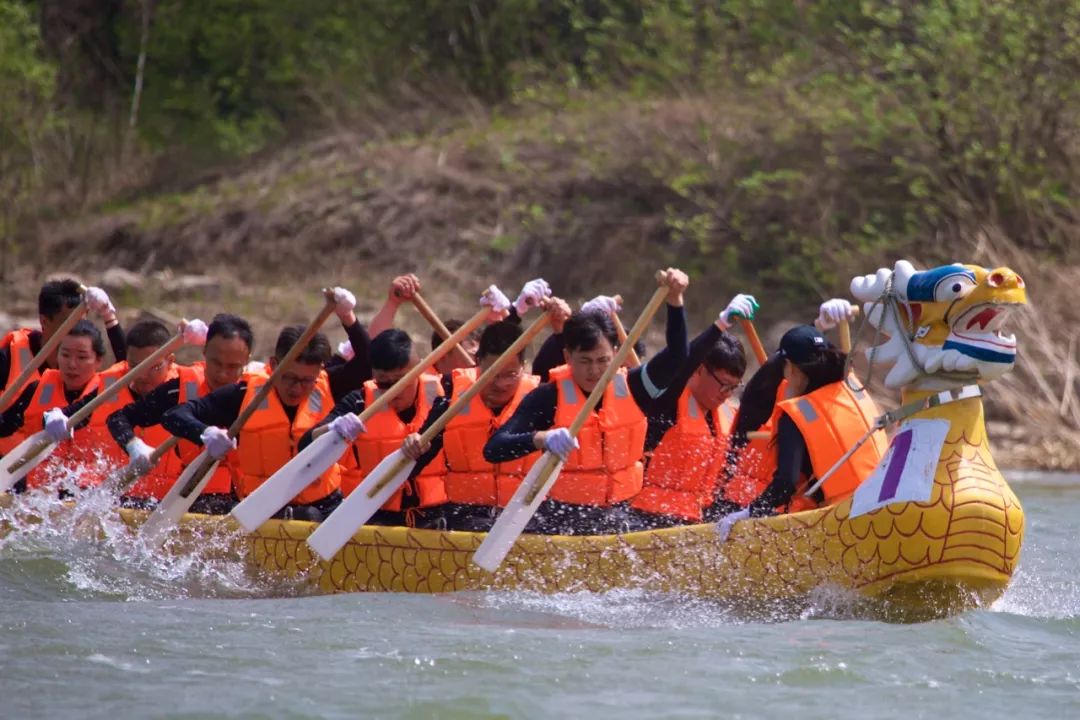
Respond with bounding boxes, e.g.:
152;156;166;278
778;325;828;365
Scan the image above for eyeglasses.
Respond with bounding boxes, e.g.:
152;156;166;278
280;373;318;389
709;369;743;394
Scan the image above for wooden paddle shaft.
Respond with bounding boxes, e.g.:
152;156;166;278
411;292;476;368
0;291;88;413
524;281;670;503
740;318;768;364
839;307;860;354
609;298;641;369
67;331;187;428
4;327;186;478
113;435;181;489
360;305;490;425
177;293;338;498
365;313;552;497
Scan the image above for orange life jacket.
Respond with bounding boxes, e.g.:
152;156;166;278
441;367;540;507
90;361;181;500
171;363;237;496
24;370;108;490
0;329;37;455
235;370;341;505
724;379;885;511
632;388;736;522
721;380;789;508
776;379;887;504
548;364;647;506
339;375;446;510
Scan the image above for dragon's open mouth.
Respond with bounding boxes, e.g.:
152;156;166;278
950;303;1020;351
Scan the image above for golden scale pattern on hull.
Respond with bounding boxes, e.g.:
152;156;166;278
181;396;1021;615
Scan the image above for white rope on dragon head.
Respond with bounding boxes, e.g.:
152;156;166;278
850;260;1027;391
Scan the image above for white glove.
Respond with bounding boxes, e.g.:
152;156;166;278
43;407;72;443
181;319;209;346
816;298;856;331
543;428;579;460
85;286;116;319
329;413;366;442
716;507;751;542
717;294;759;330
336;340;355;361
581;295;621;316
125;437;156;474
480;285;511;320
513;278;551;315
331;287;357;320
200;426;236;460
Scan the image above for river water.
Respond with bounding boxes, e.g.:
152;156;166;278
1;471;1077;719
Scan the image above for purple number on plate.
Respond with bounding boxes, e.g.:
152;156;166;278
877;429;914;503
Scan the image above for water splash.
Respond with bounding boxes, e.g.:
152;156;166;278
0;457;312;602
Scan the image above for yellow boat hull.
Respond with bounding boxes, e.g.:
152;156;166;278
0;396;1020;620
106;399;1018;620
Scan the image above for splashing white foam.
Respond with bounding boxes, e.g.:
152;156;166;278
0;456;313;601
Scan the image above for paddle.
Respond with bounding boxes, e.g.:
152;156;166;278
306;309;553;560
230;302;492;532
411;292;476;369
139;292;338;547
0;322;196;493
0;287;88;413
739;318;768;364
110;435;180;491
839;307;859;353
471;276;671;573
609;295;641;369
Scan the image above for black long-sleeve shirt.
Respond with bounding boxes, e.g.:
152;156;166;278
108;320;371;450
0;326;126;392
746;414;816;516
484;304;688;463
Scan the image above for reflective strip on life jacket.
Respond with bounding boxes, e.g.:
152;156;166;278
442;368;540;507
236;370;340;505
548;365;647;506
632;389;734;522
342;375;447;509
778;379;888;504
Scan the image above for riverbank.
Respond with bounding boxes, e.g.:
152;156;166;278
5;94;1079;470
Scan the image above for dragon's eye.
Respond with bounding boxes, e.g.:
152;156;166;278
934;274;975;302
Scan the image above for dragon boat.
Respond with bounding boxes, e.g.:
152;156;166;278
6;261;1028;620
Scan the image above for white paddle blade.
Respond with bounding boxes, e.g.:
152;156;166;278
231;431;347;532
471;452;564;572
0;431;58;493
306;449;417;561
139;450;221;549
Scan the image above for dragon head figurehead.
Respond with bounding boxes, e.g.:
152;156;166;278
850;260;1027;390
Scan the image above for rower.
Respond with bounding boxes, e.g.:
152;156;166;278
0;281;124;456
482;269;691;534
626;294;755;529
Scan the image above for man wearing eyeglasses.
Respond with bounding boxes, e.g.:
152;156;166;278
162;291;370;521
626;294;756;529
